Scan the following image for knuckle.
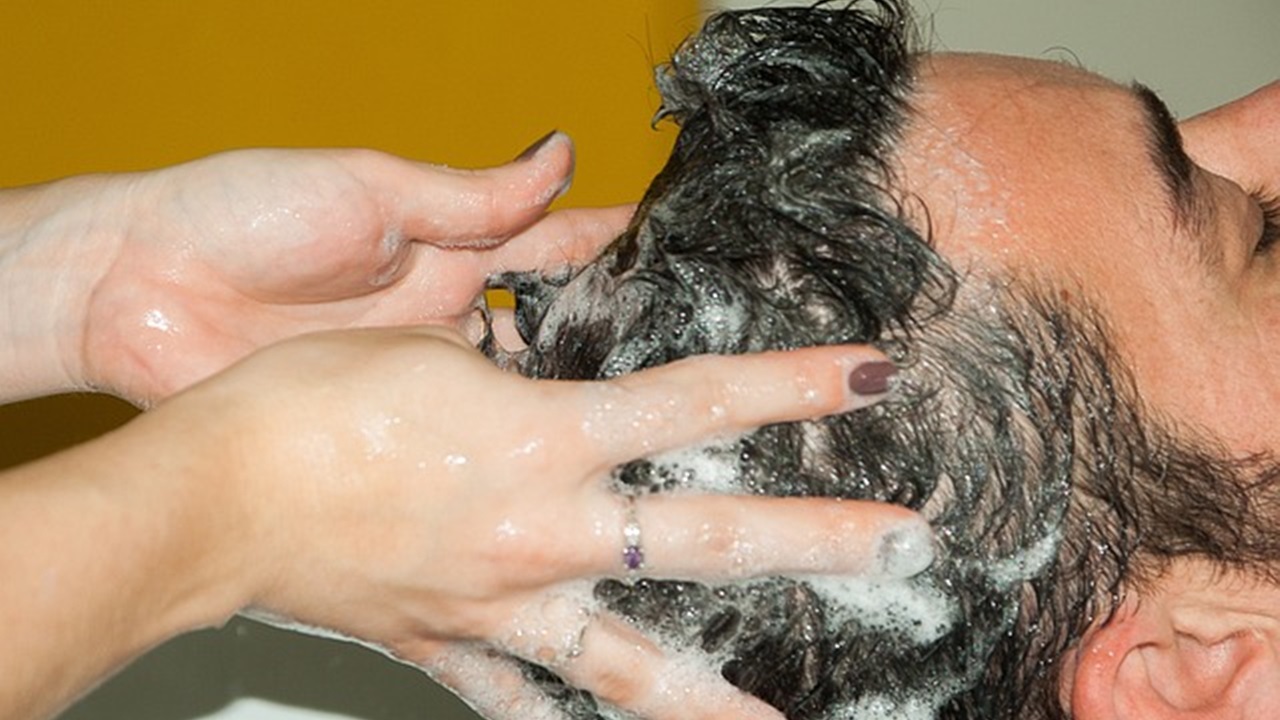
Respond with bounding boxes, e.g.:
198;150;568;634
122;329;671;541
785;353;844;415
689;376;739;427
586;666;649;708
674;351;844;429
576;380;647;454
478;513;581;587
749;353;843;422
651;356;739;426
693;513;754;577
488;532;558;575
697;518;743;556
478;182;504;218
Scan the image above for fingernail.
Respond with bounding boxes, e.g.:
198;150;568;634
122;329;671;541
515;129;561;162
554;162;575;201
874;519;935;578
849;360;897;397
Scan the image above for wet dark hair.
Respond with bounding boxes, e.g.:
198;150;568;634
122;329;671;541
487;3;1280;718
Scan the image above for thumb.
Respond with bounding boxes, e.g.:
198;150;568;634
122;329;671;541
360;132;576;248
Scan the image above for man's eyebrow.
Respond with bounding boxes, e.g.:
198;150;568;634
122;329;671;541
1130;82;1225;271
1131;82;1200;232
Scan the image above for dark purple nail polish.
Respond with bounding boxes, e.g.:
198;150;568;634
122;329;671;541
849;361;897;396
515;130;559;162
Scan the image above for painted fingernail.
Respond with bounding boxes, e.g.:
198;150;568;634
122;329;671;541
849;360;897;396
515;129;561;162
874;519;935;578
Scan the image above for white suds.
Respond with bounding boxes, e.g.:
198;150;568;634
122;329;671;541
983;528;1061;588
429;644;571;720
833;688;951;720
645;436;745;494
804;576;956;646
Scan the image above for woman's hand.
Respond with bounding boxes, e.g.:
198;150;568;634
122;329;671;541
167;328;931;720
67;135;626;405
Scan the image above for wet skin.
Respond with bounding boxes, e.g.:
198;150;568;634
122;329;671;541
897;53;1280;456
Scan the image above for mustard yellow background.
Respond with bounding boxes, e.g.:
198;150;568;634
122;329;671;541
0;1;699;473
0;2;697;717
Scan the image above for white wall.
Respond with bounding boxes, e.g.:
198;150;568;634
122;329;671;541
65;3;1278;719
713;0;1280;116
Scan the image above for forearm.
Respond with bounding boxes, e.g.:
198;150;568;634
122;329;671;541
0;408;248;719
0;176;126;402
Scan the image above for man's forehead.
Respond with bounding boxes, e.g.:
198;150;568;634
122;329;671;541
912;52;1117;102
902;53;1135;173
893;53;1167;267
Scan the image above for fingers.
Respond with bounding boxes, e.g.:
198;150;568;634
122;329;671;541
483;204;635;275
423;644;572;720
353;132;578;247
576;345;897;465
494;585;783;720
434;614;783;720
486;307;528;352
575;493;932;582
547;613;784;720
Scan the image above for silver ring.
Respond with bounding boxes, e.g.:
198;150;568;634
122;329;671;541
621;494;645;574
564;606;594;661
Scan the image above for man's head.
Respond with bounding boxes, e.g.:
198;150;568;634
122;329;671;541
903;50;1280;457
489;3;1280;718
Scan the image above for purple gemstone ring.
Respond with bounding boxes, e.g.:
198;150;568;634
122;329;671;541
621;494;645;574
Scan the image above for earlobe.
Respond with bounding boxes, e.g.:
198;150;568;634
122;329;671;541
1066;596;1280;720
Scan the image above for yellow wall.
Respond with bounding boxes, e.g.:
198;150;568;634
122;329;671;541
17;2;704;717
0;1;700;469
0;1;699;197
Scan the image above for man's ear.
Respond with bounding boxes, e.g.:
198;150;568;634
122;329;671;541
1065;580;1280;720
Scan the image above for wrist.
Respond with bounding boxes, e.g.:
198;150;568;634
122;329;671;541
0;395;253;717
0;174;131;401
113;400;259;631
